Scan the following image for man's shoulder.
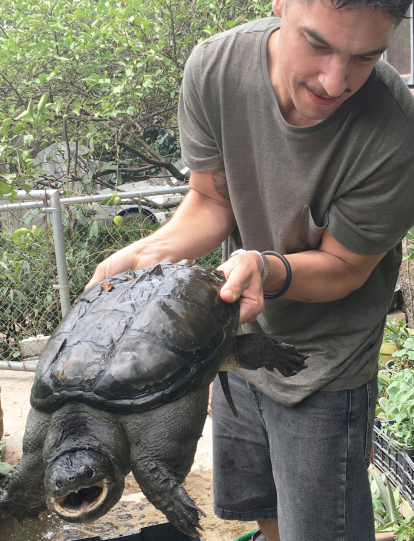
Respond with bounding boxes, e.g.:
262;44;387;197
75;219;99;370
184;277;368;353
191;17;279;59
372;60;414;135
205;17;280;43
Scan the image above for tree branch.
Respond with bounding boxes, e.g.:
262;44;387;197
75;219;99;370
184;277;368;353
93;165;155;178
118;142;188;182
0;70;25;106
0;26;9;39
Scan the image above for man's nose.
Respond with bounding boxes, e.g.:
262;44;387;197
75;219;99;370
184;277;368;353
318;59;349;98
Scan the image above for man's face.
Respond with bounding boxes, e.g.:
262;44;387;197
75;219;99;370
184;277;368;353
271;0;396;125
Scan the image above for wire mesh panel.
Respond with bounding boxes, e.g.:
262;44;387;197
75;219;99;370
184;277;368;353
373;421;414;509
0;200;60;361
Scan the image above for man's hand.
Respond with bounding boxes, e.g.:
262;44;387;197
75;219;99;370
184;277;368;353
85;240;159;289
86;169;237;290
218;251;265;324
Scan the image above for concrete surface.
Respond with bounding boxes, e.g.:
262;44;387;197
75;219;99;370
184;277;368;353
0;369;35;464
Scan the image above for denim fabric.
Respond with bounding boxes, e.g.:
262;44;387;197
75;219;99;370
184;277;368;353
212;371;377;541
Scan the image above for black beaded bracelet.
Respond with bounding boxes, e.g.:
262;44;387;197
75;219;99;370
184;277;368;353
262;251;292;299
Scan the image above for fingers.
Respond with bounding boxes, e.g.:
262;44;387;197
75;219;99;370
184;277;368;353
85;243;142;290
217;252;264;324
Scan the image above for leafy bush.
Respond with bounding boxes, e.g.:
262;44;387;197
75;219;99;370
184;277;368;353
0;0;271;196
369;464;414;540
382;320;414;371
384;320;411;349
376;370;414;448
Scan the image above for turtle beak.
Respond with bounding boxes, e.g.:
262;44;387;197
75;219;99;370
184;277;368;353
50;480;108;518
45;449;125;523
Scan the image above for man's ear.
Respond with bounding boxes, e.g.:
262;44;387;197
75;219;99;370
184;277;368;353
272;0;286;17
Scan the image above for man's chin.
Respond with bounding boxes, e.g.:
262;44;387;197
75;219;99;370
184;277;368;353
292;98;342;124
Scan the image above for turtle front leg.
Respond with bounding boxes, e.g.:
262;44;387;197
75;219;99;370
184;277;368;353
132;457;202;537
1;408;51;522
119;386;208;537
230;333;308;376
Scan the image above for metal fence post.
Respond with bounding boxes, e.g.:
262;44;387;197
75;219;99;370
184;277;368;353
49;190;71;317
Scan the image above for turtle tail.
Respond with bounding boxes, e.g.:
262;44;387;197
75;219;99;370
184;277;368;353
218;371;238;417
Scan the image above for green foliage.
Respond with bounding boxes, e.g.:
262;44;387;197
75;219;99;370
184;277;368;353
377;371;392;404
393;337;414;368
369;465;414;539
382;320;414;372
376;370;414;448
384;320;411;349
196;246;222;268
0;0;271;195
0;442;13;476
405;227;414;260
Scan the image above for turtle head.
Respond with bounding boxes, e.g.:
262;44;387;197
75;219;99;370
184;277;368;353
45;449;124;523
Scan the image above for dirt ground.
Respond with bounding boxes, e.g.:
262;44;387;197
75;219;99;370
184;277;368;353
0;370;257;541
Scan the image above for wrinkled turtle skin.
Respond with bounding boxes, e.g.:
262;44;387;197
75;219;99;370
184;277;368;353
0;261;307;537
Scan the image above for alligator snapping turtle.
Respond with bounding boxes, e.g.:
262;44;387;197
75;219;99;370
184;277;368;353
0;261;307;536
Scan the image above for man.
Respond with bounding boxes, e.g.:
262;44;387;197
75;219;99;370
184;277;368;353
87;0;414;538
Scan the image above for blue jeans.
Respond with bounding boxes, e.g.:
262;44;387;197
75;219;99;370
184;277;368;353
212;371;377;541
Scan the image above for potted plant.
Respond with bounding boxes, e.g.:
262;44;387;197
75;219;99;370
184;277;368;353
370;465;414;540
380;321;411;368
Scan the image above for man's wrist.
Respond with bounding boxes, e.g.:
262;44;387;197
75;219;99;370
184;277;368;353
262;252;292;299
229;249;268;283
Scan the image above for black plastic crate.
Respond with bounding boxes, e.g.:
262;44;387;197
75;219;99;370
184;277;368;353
372;419;414;509
75;522;202;541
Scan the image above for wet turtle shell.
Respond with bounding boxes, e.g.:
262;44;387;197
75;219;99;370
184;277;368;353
31;261;239;414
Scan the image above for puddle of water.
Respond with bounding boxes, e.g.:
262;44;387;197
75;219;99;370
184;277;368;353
0;512;91;541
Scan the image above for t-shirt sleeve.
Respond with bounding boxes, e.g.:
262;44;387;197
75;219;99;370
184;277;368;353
327;152;414;254
178;46;224;171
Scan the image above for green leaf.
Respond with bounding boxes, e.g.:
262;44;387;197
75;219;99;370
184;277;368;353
31;225;44;237
37;92;50;115
0;462;13;475
12;227;32;237
369;466;397;523
89;220;99;238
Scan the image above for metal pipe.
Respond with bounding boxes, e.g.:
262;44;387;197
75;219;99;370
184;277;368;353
0;186;189;211
0;200;45;212
0;190;54;201
59;186;189;205
0;361;37;372
49;190;71;317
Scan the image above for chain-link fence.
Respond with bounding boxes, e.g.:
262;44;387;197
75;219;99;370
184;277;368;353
0;191;66;366
0;186;222;370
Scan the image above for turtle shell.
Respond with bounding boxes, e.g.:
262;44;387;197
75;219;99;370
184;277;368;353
30;262;239;414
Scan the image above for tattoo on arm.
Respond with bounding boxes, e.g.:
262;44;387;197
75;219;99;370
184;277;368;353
211;168;230;200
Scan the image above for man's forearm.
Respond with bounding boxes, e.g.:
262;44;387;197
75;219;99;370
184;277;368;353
136;187;237;264
265;250;361;303
264;235;386;303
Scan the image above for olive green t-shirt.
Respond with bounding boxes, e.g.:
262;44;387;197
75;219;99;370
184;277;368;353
178;17;414;406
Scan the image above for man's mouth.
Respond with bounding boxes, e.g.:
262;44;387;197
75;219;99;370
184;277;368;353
306;87;338;106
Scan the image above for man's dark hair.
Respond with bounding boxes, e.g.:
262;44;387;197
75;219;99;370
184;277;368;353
331;0;412;19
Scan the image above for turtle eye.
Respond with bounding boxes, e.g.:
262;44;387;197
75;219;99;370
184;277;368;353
56;478;62;489
83;465;94;478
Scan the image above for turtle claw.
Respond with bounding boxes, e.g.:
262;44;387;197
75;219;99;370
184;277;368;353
158;486;203;538
133;460;204;537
